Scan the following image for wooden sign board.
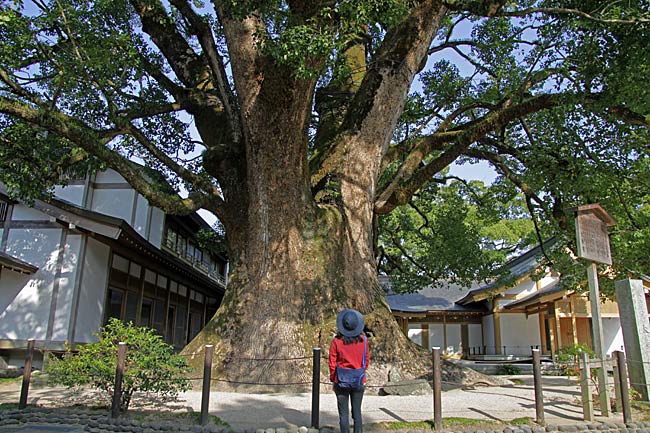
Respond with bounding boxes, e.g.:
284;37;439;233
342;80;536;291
575;207;614;265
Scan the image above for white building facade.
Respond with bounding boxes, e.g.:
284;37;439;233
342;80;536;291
0;169;227;366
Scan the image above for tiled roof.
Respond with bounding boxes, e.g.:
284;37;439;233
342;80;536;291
502;281;567;310
456;237;556;305
383;279;486;313
0;251;38;275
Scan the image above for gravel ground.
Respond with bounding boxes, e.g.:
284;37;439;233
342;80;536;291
0;375;625;432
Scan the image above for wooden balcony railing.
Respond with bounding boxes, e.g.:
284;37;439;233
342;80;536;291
162;235;226;287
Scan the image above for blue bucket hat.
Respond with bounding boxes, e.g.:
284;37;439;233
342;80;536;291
336;309;365;337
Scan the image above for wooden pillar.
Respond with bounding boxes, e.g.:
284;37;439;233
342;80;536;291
162;279;171;342
421;324;430;350
461;324;469;358
134;265;146;326
570;296;579;346
494;303;502;355
442;315;447;354
184;288;191;345
554;303;563;352
539;312;548;355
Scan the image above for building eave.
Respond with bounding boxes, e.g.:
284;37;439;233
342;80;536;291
0;251;38;275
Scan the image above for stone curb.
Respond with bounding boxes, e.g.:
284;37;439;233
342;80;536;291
2;408;650;433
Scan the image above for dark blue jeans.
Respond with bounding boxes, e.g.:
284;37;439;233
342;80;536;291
334;384;364;433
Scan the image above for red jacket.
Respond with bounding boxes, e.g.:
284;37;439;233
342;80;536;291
328;335;370;384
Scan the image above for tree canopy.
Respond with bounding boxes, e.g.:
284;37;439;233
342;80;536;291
1;0;649;342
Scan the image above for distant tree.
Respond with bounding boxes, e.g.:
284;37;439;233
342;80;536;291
377;179;537;292
1;1;648;382
46;319;191;412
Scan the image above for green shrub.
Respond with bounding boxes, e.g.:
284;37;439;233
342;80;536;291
496;364;522;375
556;344;595;376
46;318;192;412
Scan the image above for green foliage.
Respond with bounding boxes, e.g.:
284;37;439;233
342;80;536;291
1;0;649;306
556;343;595;363
555;344;595;376
196;220;227;254
46;319;192;412
496;364;522;375
377;179;537;292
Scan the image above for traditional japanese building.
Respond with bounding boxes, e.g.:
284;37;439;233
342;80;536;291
0;169;227;367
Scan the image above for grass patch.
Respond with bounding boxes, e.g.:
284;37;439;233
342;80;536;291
0;376;22;384
511;378;525;385
375;416;535;431
124;409;230;429
632;401;650;421
0;403;20;410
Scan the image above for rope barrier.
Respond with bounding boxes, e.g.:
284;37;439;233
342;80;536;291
213;378;311;386
625;358;650;365
228;356;311;361
16;340;598;425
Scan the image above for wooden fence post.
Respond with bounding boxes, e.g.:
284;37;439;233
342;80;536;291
432;347;442;430
201;345;214;426
111;342;127;419
580;352;594;421
532;349;545;424
311;348;321;429
615;350;632;423
613;364;622;413
18;339;35;410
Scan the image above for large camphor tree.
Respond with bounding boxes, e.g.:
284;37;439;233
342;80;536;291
1;0;649;384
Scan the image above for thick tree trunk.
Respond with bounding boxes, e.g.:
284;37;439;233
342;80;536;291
184;209;424;389
184;146;425;386
185;116;424;390
183;4;447;390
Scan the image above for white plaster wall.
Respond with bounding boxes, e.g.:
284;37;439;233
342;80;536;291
91;189;135;222
538;274;559;289
0;269;33;317
429;323;444;351
148;208;165;248
74;237;110;343
0;228;62;340
408;324;422;346
11;204;48;221
50;234;82;341
133;194;149;237
444;323;462;354
468;323;482;349
504;279;537;297
500;313;541;356
482;315;495;353
603;317;625;356
54;185;85;206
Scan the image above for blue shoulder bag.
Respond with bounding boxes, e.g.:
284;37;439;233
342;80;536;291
335;335;367;390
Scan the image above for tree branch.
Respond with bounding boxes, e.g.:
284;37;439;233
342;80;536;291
125;122;222;199
0;96;224;217
441;2;650;25
496;7;650;25
130;0;210;88
310;0;447;190
608;105;650;127
170;0;242;143
375;92;569;214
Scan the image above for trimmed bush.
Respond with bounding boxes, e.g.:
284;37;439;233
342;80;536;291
46;318;192;411
496;364;522;375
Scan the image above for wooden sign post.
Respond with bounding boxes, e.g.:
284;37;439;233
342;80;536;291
573;204;616;417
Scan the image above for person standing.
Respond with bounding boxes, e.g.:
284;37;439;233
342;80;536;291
329;309;370;433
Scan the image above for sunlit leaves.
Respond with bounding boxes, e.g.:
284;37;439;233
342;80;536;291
378;180;536;292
